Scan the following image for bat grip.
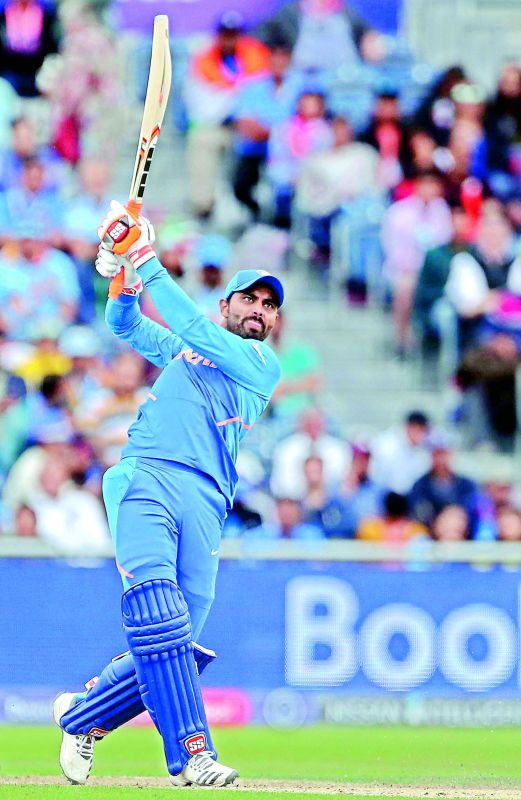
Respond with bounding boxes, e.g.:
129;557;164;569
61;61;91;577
109;199;143;298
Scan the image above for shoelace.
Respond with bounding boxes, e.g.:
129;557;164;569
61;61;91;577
191;751;216;773
75;735;94;759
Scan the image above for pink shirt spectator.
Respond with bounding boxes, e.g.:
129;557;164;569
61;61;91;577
382;194;453;282
269;113;333;185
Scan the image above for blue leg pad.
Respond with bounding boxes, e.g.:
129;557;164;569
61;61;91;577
122;578;215;775
60;652;142;736
59;646;216;737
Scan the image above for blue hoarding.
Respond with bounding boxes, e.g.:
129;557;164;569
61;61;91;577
2;558;521;725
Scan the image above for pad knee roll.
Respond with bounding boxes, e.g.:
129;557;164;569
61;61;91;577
122;578;192;656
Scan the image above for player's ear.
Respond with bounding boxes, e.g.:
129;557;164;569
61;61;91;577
219;298;229;318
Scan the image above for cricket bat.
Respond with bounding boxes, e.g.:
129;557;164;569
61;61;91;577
109;14;172;297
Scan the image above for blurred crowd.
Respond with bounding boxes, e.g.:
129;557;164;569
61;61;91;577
1;0;521;552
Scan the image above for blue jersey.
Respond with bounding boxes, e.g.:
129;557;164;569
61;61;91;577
105;257;281;508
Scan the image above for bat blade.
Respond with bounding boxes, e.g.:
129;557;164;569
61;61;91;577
128;14;172;204
109;14;172;287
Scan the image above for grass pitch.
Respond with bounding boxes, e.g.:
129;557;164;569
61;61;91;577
1;724;521;800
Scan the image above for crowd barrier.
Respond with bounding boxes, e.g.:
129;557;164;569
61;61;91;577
2;539;521;727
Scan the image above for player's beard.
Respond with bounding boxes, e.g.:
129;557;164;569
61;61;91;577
225;316;267;341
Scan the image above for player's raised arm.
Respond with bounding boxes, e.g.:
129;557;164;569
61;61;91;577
97;203;283;397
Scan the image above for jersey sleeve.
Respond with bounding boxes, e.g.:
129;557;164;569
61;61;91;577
139;256;281;398
105;293;184;367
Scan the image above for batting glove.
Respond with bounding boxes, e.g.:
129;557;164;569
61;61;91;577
98;200;156;268
95;244;143;295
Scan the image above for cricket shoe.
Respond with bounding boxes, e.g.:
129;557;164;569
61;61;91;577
53;692;95;784
170;751;239;787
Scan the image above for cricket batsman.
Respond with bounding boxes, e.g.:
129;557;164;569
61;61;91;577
52;201;283;787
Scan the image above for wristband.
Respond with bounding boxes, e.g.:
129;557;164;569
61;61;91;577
128;245;155;270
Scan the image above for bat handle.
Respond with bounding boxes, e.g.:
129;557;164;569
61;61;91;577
108;199;143;298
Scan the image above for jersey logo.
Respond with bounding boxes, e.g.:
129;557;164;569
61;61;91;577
251;342;266;365
173;348;216;368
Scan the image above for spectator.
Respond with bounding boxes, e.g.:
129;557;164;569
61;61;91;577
413;65;467;145
192;234;231;322
0;344;27;412
485;63;521;186
0;156;65;248
268;89;333;228
28;451;110;555
59;325;104;417
15;324;71;387
456;332;520;452
413;202;470;362
357;490;428;543
445;204;521;351
184;10;270;220
0;0;59;97
68;433;103;497
301;452;328;513
359;87;409;192
497;506;521;541
78;351;148;468
370;410;431;495
431;504;470;541
400;128;440;185
291;0;359;74
301;454;348;537
63;158;113;322
408;430;481;535
442;89;488;204
482;462;518;517
295;115;379;263
269;406;348;499
232;41;301;221
25;371;71;441
36;2;122;163
0;341;28;477
223;449;273;537
0;226;79;340
256;0;368;53
335;441;385;538
222;496;262;537
2;422;73;516
381;168;453;356
13;503;37;537
269;309;322;421
0;78;21;151
0;116;65;191
449;83;513;198
255;496;324;539
155;216;199;281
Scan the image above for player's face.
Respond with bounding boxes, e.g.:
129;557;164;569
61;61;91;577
220;284;279;341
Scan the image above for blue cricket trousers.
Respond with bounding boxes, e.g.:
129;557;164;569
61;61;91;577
102;456;227;640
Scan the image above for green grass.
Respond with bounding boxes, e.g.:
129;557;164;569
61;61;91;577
1;724;521;799
0;793;423;800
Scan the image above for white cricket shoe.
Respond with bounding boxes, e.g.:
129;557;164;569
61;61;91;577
170;751;239;787
53;692;95;785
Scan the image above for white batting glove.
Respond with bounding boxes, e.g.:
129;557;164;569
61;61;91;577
95;244;120;278
98;200;156;268
95;245;143;294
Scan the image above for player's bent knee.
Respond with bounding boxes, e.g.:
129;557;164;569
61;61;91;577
122;579;192;655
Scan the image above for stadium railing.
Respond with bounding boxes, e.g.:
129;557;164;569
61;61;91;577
3;536;521;565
